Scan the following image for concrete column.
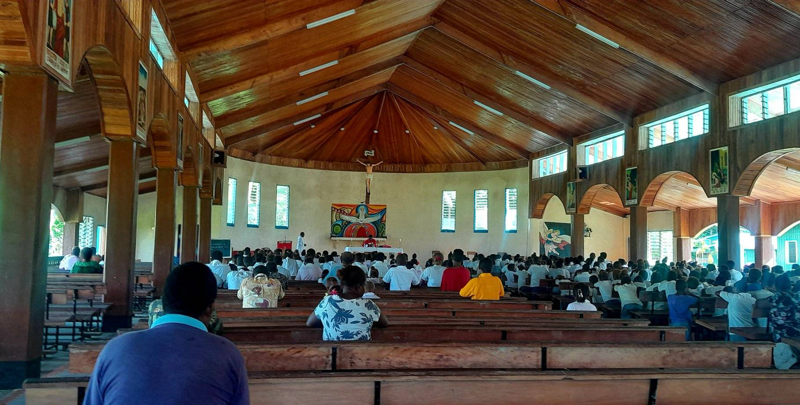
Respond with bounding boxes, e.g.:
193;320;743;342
0;74;57;388
198;196;213;263
629;206;648;262
717;196;741;269
181;186;198;263
754;236;775;268
152;169;177;297
673;207;692;262
103;140;140;331
571;214;585;257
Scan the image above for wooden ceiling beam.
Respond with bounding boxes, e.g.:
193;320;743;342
768;0;800;18
214;57;402;128
55;122;102;144
400;55;572;145
200;30;419;103
432;22;632;126
53;157;109;179
179;0;367;62
529;0;718;95
387;83;529;159
224;85;386;146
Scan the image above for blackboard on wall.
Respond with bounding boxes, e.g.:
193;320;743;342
210;239;232;257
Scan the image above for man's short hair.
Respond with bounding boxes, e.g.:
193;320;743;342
355;253;365;262
71;246;81;257
340;266;367;289
80;247;94;261
163;262;218;318
341;252;355;265
479;258;493;273
211;250;224;261
452;252;464;264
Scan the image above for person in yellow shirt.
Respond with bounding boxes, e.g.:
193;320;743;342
460;258;505;300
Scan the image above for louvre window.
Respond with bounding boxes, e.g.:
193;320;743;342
474;190;488;233
226;178;236;226
442;191;456;232
647;105;709;148
505;188;518;233
78;216;95;248
537;151;567;178
276;185;290;229
247;182;261;227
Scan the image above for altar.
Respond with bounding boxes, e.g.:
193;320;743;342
343;247;404;254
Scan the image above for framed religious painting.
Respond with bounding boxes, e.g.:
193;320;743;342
625;167;638;205
709;146;729;195
136;61;148;139
566;181;576;213
42;0;75;88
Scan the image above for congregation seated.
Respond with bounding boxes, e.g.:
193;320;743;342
440;251;471;292
459;258;504;300
207;250;229;288
70;247;103;274
306;266;389;340
58;246;80;272
237;265;285;309
566;283;596;311
382;254;421;291
362;280;380;299
296;255;322;281
86;262;248;404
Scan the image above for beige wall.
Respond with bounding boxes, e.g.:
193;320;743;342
202;157;532;259
648;211;673;231
84;193;107;227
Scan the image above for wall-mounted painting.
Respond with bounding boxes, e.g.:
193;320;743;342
625;167;638;205
331;204;387;238
540;222;571;257
566;182;576;213
43;0;73;87
136;61;148;139
710;146;729;195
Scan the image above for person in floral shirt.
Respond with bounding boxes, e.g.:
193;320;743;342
265;262;289;291
770;274;800;342
306;266;389;341
237;265;284;308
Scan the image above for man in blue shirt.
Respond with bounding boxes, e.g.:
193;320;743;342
667;279;698;341
84;262;250;404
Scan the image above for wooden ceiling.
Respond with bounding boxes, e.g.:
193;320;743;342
50;1;800;188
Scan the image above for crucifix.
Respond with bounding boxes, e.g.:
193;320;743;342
357;159;382;204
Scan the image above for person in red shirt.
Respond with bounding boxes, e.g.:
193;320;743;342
441;252;471;291
362;234;377;248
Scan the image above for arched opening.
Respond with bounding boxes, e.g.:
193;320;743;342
80;45;135;140
691;224;754;267
532;192;562;219
577;184;626;217
640;171;711;211
733;148;800;197
48;205;65;257
147;113;176;169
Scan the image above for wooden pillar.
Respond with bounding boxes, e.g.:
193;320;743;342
753;200;774;268
629;206;648;262
717;195;741;269
754;236;775;268
0;74;57;388
152;169;177;298
62;222;79;255
181;186;198;263
571;214;585;257
103;140;140;331
673;207;692;262
198;196;212;263
61;189;83;254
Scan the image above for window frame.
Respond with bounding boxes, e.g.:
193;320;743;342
275;185;290;230
786;240;798;264
504;188;518;233
645;105;709;149
535;150;568;178
731;74;800;127
579;131;625;166
226;178;236;227
246;181;261;228
473;189;489;233
441;190;457;233
78;216;95;248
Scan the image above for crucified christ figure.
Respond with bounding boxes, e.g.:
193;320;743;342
357;159;382;203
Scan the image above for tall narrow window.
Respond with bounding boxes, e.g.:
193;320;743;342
505;188;518;233
247;182;261;227
149;38;164;69
441;191;456;232
276;185;290;229
474;190;488;233
786;240;798;264
78;216;95;248
226;178;236;227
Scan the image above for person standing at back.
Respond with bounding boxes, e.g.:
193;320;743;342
460;258;504;300
441;252;471;292
84;262;249;405
297;232;306;252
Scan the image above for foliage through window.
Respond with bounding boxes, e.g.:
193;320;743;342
648;231;673;265
537;151;567;177
441;191;456;232
276;185;290;229
474;190;488;233
742;77;800;124
582;131;624;165
505;188;518;233
226;178;236;226
78;216;95;248
247;182;261;227
49;209;64;256
647;105;709;148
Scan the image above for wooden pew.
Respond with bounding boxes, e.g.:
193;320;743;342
216;308;597;319
214;298;553;310
67;341;774;374
24;369;800;405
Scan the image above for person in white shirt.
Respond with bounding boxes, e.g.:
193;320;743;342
297;232;306;252
615;277;643;318
720;283;756;341
296;256;323;281
502;263;519;289
59;247;81;272
382;254;420;291
206;250;230;288
595;272;615;303
420;253;447;288
353;253;369;274
371;253;390;278
282;252;299;278
226;268;251;290
269;254;291;278
567;283;597;311
574;270;591;283
527;260;548;288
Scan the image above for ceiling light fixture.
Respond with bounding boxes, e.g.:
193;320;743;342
306;9;355;29
514;70;551;90
340;127;345;131
310;125;316;128
474;100;504;116
373;130;378;133
55;136;92;148
296;92;328;106
405;129;410;133
299;60;339;76
575;24;620;49
293;114;321;126
433;126;438;130
449;121;474;135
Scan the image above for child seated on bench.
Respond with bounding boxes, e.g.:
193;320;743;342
567;283;597;311
668;279;698;341
362;280;380;300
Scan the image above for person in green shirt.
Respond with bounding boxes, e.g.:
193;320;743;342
71;248;103;274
